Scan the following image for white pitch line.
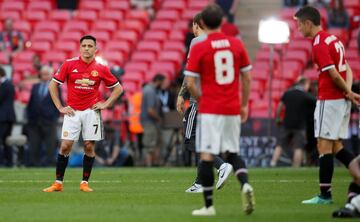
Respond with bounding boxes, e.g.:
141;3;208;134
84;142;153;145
0;180;171;184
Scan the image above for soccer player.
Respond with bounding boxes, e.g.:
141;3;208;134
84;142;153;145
294;6;360;204
184;4;255;216
177;13;233;193
43;35;123;192
333;155;360;218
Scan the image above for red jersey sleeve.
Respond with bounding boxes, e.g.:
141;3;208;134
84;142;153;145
313;43;335;72
52;61;69;84
101;65;120;88
184;44;201;77
239;41;252;73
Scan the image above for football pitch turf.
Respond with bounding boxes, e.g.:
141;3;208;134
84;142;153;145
0;167;353;222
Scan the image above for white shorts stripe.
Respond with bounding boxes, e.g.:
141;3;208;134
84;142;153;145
185;104;197;139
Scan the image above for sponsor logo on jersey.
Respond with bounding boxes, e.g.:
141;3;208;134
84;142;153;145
75;78;96;86
91;70;98;77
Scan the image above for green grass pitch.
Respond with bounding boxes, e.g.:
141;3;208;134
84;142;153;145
0;167;353;222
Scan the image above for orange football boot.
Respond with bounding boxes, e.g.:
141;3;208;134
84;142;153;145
43;182;63;192
80;182;93;192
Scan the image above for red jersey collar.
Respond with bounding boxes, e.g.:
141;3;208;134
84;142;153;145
79;56;95;66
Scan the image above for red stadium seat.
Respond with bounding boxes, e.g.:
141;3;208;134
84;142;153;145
0;11;20;21
122;71;145;86
89;31;110;42
29;41;52;54
12;51;35;63
131;51;157;64
126;10;149;26
114;30;138;47
288;39;312;57
0;52;9;64
188;0;208;10
34;21;61;34
121;20;146;36
150;61;176;79
58;31;83;42
181;9;199;20
284;50;309;67
17;90;31;104
174;20;189;32
163;40;185;53
31;31;56;42
143;30;168;43
157;10;180;22
280;8;298;20
54;41;78;56
79;0;104;11
124;62;148;74
106;0;130;12
158;50;184;70
150;20;173;33
348;39;358;50
23;10;47;25
63;21;89;34
251;67;270;82
42;51;67;64
105;40;131;59
162;0;186;12
48;10;71;24
281;61;303;80
169;30;185;41
74;10;98;22
101;50;125;66
251;80;265;92
303;69;318;81
92;20;117;34
1;1;25;11
12;61;33;74
12;21;31;35
137;41;162;55
346;49;359;60
28;1;53;11
99;9;124;23
122;81;139;96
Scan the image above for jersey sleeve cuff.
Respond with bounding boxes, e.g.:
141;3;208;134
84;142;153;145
184;70;199;77
106;81;120;88
321;64;335;72
240;64;252;73
52;77;63;84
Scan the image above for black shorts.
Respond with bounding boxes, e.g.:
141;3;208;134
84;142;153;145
183;103;197;152
278;127;306;149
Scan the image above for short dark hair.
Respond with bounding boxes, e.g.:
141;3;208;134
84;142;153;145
80;35;97;45
294;6;321;26
201;4;224;29
152;73;165;82
0;66;6;77
297;76;308;85
193;13;203;29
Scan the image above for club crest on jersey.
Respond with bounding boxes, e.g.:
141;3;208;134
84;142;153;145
63;131;69;137
75;78;96;86
91;70;98;77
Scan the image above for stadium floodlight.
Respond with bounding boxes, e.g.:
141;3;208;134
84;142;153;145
258;18;290;44
258;18;290;137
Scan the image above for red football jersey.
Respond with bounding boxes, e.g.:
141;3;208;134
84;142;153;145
184;32;252;115
53;57;119;110
312;30;347;100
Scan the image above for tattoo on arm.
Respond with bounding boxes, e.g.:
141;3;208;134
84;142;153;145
178;80;190;99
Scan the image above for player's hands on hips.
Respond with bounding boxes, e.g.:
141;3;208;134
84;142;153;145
92;102;108;110
176;96;184;114
59;106;75;116
240;105;248;123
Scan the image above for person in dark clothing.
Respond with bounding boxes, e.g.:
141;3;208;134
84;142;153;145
26;65;62;166
270;76;316;167
0;66;16;167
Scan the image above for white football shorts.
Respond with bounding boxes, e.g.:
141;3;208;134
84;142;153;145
314;99;350;140
61;108;103;141
196;113;241;155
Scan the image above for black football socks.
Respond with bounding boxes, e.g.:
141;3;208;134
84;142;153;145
199;160;214;208
56;154;69;182
319;154;333;199
83;155;95;182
